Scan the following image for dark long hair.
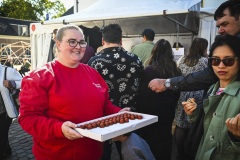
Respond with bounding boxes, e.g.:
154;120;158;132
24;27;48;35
209;34;240;66
209;34;240;80
184;38;208;67
148;39;181;78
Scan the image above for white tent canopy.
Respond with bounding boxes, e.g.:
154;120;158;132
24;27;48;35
42;0;201;35
198;7;219;50
44;0;200;25
31;0;203;69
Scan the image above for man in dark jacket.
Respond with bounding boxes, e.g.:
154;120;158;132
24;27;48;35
149;0;240;92
88;24;143;160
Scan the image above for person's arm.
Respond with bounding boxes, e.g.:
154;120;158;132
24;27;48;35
149;67;217;92
18;70;65;141
4;67;22;90
182;98;199;123
226;114;240;142
225;114;240;153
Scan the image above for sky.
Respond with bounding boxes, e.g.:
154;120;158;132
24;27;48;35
59;0;74;10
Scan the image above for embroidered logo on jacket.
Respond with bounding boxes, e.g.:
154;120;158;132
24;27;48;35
92;83;102;89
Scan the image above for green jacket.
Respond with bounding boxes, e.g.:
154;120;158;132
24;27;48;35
195;80;240;160
131;41;154;67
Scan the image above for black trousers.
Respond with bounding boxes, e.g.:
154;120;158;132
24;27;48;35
174;126;190;160
0;112;12;160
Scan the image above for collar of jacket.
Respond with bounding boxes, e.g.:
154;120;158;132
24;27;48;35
210;77;240;96
143;41;154;45
101;46;125;54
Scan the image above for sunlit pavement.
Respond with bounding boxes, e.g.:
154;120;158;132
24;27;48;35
7;119;34;160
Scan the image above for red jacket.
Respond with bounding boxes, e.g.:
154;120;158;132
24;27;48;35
19;60;121;160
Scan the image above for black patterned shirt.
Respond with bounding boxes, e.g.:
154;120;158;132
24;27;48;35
88;47;143;110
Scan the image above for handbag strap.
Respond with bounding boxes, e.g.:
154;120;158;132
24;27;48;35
4;66;13;94
4;66;7;80
0;67;6;107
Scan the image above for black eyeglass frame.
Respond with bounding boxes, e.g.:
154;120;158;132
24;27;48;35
67;39;87;48
208;57;238;66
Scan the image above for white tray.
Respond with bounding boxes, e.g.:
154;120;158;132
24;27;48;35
75;111;158;142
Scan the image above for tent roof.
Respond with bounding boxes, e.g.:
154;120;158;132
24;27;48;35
36;0;202;36
200;7;217;15
43;0;200;25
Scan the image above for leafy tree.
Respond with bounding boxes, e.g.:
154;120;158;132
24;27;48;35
0;0;66;21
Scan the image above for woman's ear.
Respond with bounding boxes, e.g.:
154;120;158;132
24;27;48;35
56;41;61;52
142;35;147;42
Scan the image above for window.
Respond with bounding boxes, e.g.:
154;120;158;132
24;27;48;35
9;24;29;36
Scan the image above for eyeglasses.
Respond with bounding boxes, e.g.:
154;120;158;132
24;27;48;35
208;57;238;66
67;39;87;48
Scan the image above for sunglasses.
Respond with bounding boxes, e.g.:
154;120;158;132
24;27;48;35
208;57;238;66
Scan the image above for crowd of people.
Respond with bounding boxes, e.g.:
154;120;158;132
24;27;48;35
149;1;240;160
1;0;240;160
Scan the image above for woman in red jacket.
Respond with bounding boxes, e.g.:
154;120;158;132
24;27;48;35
18;24;129;160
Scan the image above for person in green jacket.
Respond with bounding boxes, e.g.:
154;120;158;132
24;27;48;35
131;28;155;68
183;34;240;160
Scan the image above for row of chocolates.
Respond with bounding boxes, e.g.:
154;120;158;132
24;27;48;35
78;113;143;129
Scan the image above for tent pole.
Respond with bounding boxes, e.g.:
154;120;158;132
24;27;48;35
176;23;179;48
63;20;69;25
163;10;197;35
76;0;79;13
101;20;105;30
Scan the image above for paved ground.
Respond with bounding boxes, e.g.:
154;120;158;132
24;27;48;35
6;119;34;160
6;119;120;160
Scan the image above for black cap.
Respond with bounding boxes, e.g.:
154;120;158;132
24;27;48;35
142;29;155;40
